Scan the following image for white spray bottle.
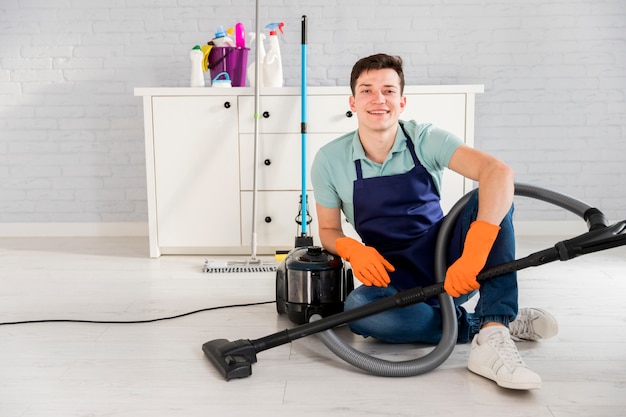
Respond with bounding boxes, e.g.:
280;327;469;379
263;22;284;87
246;32;266;87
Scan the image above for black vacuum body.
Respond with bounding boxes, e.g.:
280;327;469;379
276;246;353;325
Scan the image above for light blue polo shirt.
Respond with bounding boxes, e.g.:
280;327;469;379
310;120;463;227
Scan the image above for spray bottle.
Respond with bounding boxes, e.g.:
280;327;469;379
246;32;266;87
263;22;284;88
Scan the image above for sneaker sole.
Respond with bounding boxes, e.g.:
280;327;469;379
529;307;559;340
511;307;559;341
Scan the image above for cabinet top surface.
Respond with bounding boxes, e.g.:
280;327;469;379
134;85;484;97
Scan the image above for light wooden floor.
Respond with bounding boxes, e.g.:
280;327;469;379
1;235;625;417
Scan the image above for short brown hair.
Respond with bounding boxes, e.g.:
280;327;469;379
350;53;405;96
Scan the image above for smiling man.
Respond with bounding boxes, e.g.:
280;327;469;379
310;53;558;390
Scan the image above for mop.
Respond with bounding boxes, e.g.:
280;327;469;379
294;15;314;249
203;0;277;273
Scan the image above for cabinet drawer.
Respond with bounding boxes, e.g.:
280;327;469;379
239;133;336;191
307;95;357;133
238;96;300;134
238;95;358;135
241;191;319;248
239;93;466;137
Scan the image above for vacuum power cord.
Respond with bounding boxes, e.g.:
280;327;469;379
0;301;275;327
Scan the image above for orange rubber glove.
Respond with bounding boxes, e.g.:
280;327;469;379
444;220;501;298
335;237;395;287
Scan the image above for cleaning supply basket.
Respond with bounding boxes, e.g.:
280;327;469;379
208;46;250;87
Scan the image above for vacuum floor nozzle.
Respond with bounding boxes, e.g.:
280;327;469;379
202;338;258;381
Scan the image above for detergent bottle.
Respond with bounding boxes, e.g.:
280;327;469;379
212;25;235;47
263;22;284;87
189;45;205;87
246;32;266;87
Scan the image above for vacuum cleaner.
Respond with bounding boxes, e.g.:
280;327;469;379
203;184;626;380
275;245;354;325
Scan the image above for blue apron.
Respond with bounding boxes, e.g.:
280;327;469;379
353;123;446;293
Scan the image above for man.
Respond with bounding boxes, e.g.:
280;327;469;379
310;53;558;390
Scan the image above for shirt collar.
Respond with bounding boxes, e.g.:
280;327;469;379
351;122;408;163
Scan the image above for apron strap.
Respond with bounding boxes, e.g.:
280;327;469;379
355;159;363;180
399;122;421;166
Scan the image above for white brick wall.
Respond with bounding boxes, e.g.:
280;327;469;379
0;0;624;231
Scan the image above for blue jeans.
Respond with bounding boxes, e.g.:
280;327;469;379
344;191;518;344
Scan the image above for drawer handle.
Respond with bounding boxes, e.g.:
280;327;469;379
264;216;272;223
262;111;270;118
346;110;353;118
264;159;271;166
224;101;231;109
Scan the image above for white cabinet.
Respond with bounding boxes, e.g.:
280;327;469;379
136;85;483;257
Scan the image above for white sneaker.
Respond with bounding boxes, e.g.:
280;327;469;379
468;327;542;390
510;308;558;341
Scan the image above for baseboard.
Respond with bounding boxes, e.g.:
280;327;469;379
0;222;148;237
0;221;593;238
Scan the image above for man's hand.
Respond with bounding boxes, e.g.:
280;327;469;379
444;220;501;298
335;237;394;287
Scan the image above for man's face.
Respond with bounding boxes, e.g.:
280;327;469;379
349;68;406;133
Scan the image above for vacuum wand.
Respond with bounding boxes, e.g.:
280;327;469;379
202;219;626;381
201;244;551;380
202;281;445;380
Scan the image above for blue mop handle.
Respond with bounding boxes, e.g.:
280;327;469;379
300;15;308;236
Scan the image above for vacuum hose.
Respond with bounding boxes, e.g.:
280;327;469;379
313;183;596;377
